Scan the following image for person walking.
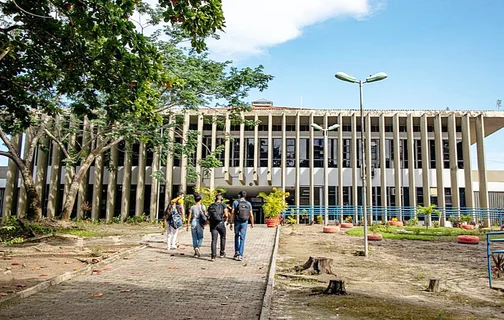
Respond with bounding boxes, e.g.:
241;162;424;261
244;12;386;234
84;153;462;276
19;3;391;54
207;194;228;261
187;195;207;257
165;201;184;250
230;191;254;261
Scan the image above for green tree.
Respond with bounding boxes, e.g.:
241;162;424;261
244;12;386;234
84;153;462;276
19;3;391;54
0;0;225;220
416;204;441;229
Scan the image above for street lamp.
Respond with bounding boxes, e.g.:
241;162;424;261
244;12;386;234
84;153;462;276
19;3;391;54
335;71;387;257
311;122;340;226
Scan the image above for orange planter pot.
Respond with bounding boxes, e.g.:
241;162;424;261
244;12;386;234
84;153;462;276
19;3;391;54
266;217;279;228
461;224;475;230
323;226;341;233
368;234;383;241
388;221;403;227
341;223;354;228
457;235;479;244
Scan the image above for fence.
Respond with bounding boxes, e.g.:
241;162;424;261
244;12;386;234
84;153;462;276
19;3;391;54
285;205;504;226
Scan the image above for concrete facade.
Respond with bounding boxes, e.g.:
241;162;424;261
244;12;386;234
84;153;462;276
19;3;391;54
1;102;504;221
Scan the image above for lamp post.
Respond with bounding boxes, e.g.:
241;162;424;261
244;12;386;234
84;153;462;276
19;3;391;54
311;122;340;225
335;71;387;257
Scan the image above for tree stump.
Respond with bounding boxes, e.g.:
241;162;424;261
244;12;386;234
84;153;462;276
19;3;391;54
324;280;347;295
426;279;440;293
295;256;335;275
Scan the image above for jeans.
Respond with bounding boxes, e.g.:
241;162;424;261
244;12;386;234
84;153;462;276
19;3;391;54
234;220;248;257
210;222;226;258
191;218;204;249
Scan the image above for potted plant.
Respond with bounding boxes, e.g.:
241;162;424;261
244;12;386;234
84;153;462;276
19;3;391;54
341;216;354;228
388;217;403;227
460;214;475;229
258;187;289;228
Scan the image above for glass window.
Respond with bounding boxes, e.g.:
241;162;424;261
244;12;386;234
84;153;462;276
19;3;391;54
246;138;255;167
313;138;323;167
286;138;295;167
273;138;281;167
260;138;268;167
299;138;309;167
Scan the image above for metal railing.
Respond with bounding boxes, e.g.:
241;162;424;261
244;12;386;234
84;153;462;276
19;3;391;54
285;205;504;226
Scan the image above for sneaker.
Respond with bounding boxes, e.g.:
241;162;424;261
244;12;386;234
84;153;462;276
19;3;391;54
233;252;239;258
210;257;216;262
219;253;225;258
234;255;240;261
195;247;201;257
238;256;243;261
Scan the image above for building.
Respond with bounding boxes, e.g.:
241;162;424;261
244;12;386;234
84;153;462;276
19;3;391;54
1;100;504;224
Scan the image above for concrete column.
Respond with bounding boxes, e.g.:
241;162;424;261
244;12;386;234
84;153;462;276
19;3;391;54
35;136;49;215
337;114;343;217
461;114;474;208
295;112;300;220
238;112;245;185
2;135;21;221
476;114;489;226
309;113;315;208
434;114;445;210
281;113;287;192
224;113;231;184
47;139;62;219
135;142;146;217
106;144;118;223
253;114;259;185
267;112;273;186
180;112;190;191
210;115;217;190
195;114;204;189
393;114;402;216
407;114;416;209
323;112;329;210
379;115;387;221
149;147;160;221
120;142;132;222
91;137;104;222
365;113;372;223
77;118;91;220
351;113;358;222
17;132;32;218
420;115;431;207
448;113;460;209
165;115;175;204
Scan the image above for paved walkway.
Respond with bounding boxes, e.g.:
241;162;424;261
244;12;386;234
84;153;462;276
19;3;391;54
0;225;276;320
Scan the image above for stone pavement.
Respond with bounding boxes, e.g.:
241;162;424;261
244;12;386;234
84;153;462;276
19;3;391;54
0;225;276;320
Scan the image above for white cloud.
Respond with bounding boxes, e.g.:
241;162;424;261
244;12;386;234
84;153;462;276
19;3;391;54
207;0;379;60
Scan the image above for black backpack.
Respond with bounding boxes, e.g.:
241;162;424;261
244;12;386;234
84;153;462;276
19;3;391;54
236;200;250;222
208;203;224;223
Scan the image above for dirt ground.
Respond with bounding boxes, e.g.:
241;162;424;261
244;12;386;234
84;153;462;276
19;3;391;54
270;225;504;320
0;223;164;299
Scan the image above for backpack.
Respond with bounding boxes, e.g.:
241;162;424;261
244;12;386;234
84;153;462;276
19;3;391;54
236;200;250;222
170;207;183;229
208;203;224;223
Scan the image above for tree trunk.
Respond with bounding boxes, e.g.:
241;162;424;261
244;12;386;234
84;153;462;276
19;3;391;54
19;165;42;221
324;280;347;295
60;156;94;221
426;279;440;293
295;256;335;275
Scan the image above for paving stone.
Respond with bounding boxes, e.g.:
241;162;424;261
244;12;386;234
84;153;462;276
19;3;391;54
0;225;275;320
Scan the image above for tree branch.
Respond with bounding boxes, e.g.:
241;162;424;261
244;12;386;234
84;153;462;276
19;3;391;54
26;120;49;168
43;128;71;159
0;150;15;160
0;127;25;171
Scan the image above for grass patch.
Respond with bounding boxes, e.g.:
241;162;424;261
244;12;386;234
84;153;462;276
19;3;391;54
56;228;103;237
346;226;482;241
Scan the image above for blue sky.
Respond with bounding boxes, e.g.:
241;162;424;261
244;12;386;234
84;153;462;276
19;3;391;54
1;0;503;168
206;0;504;169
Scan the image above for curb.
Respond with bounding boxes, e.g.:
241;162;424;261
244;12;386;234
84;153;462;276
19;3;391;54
260;224;281;320
0;245;146;308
